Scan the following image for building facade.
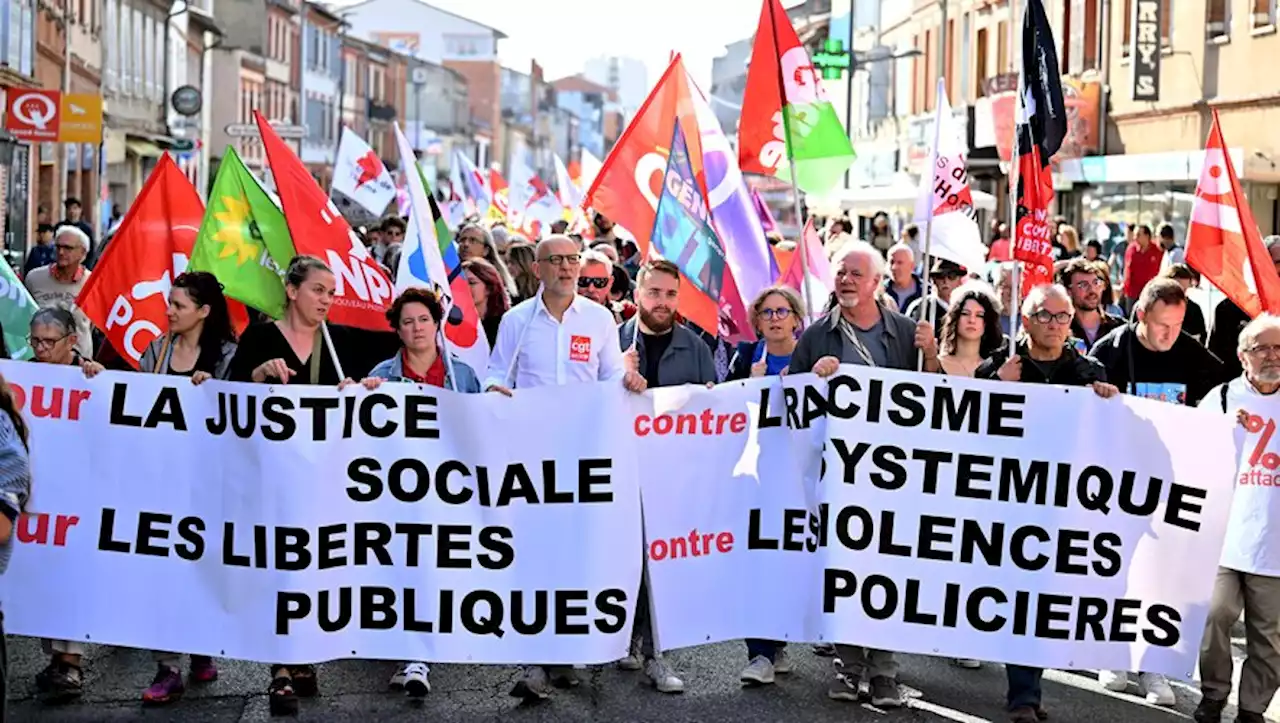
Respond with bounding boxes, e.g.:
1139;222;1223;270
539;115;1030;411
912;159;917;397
0;0;38;267
582;55;648;120
300;1;343;185
403;56;471;182
36;0;100;231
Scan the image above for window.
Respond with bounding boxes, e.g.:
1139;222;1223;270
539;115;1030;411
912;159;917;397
945;18;955;101
975;28;987;96
910;34;919;114
152;14;163;99
1122;0;1172;56
1254;0;1277;29
1206;0;1230;37
1062;0;1072;70
996;20;1008;73
924;28;933;111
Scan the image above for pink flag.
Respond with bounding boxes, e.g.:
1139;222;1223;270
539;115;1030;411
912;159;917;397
778;218;834;322
750;188;779;235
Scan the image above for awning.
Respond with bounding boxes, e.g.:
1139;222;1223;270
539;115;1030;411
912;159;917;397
125;140;162;158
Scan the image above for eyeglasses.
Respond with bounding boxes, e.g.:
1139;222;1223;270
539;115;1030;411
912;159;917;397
759;308;793;320
578;276;609;289
1030;310;1073;325
1245;344;1280;358
539;254;581;266
458;237;484;246
54;243;80;252
28;334;68;350
1071;278;1106;291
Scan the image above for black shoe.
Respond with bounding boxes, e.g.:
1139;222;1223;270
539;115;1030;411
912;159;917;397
38;662;82;704
1193;696;1226;723
1237;710;1266;723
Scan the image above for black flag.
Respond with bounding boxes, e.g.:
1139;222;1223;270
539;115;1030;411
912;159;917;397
1018;0;1066;160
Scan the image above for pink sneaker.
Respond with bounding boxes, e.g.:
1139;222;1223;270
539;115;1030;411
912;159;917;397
142;667;185;705
190;655;218;683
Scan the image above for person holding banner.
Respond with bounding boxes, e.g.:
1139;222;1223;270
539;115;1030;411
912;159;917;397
974;283;1119;723
483;235;630;700
1196;313;1280;723
0;370;30;722
359;287;481;699
935;283;1006;385
27;308;88;702
81;271;237;704
227;256;353;715
792;240;938;708
726;285;804;685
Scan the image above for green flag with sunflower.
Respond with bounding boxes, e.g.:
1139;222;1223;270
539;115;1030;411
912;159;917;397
189;147;295;318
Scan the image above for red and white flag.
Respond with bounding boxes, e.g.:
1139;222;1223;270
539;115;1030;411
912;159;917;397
330;126;396;217
913;80;988;274
508;155;565;228
1186;110;1280;318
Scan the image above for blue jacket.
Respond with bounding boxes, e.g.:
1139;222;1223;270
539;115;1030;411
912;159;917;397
367;352;482;393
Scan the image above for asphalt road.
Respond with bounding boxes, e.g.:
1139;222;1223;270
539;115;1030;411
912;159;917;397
1;284;1244;723
6;635;1275;722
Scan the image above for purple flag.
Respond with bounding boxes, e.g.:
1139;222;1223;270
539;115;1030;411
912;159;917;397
751;188;779;235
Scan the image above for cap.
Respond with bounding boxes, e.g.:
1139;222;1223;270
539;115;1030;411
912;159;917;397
929;258;967;277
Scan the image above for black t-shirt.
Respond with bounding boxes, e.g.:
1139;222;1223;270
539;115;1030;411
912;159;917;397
228;323;342;385
640;331;672;388
1089;325;1225;406
1208;298;1250;380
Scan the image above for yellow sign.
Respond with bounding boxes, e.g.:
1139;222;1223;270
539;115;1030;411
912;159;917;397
58;93;103;144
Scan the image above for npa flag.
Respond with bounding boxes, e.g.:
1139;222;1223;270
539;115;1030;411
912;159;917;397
913;79;989;274
255;111;394;330
330;126;396;217
1185;111;1280;318
649;120;726;334
1011;0;1067;288
79;154;249;366
738;0;855;196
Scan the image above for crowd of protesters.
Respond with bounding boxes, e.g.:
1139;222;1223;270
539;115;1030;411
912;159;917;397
0;205;1274;723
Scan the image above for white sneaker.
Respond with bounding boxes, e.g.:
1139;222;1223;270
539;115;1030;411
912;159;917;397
1139;672;1175;706
645;658;684;694
952;658;982;669
740;656;775;685
509;666;553;700
617;636;642;671
401;662;429;698
1098;669;1129;692
772;647;794;674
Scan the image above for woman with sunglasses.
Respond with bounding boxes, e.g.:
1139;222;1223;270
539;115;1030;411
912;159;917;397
725;286;806;686
728;286;805;382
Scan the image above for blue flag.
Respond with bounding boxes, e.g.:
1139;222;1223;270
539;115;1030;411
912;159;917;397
650;120;728;327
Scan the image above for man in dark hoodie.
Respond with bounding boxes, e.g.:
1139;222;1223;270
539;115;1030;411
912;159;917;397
975;281;1120;722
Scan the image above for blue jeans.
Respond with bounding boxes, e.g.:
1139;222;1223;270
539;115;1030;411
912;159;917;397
1006;665;1043;710
745;639;785;662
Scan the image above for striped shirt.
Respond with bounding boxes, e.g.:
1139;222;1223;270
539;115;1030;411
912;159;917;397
0;411;31;577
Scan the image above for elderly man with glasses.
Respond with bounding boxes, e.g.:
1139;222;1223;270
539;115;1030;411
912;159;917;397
24;225;93;359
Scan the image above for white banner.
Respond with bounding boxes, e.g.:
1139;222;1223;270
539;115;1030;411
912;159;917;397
640;367;1238;677
3;362;643;665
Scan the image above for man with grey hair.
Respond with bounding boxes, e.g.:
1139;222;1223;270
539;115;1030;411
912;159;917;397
789;239;938;708
24;225;92;359
882;242;921;312
1196;313;1280;723
576;249;617;320
1208;235;1280;379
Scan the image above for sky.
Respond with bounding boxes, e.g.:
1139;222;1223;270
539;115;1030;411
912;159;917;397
417;0;770;91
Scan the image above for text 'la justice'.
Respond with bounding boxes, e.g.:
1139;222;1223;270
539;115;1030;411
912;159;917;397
108;383;445;441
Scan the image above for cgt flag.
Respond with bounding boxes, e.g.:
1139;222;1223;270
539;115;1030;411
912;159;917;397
738;0;855;197
255;111;394;330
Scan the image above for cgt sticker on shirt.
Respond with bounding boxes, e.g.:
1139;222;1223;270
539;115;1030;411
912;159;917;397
569;335;592;362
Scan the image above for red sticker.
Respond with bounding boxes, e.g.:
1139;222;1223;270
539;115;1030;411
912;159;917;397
569;335;591;362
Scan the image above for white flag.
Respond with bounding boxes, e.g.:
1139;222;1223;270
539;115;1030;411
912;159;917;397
509;154;565;228
553;153;582;209
578;148;603;192
392;124;450;302
913;79;988;274
330;126;396;217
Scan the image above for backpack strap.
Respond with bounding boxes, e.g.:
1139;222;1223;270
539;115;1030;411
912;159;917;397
1220;382;1229;414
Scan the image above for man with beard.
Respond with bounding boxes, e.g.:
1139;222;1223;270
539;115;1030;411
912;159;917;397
790;240;938;708
1057;258;1124;353
1196;314;1280;723
612;260;713;695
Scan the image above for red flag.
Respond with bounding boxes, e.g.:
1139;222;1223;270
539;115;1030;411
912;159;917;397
1011;143;1055;289
254;111;394;330
1186;111;1280;318
77;154;249;368
489;168;508;194
583;54;702;261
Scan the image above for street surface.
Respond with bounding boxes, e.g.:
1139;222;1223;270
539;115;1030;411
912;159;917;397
6;634;1277;722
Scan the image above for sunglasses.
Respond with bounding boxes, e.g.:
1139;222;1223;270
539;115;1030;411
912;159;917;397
578;277;609;289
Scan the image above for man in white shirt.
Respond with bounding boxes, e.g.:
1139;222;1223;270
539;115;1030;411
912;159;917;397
485;235;635;394
486;235;643;701
1196;313;1280;723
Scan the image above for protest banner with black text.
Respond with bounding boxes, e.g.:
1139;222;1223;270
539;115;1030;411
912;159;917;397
1;362;643;666
638;366;1237;677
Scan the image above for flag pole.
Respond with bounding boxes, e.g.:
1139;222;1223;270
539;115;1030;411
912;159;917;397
766;0;815;319
917;76;946;371
321;321;346;380
437;298;460;392
1007;0;1023;351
